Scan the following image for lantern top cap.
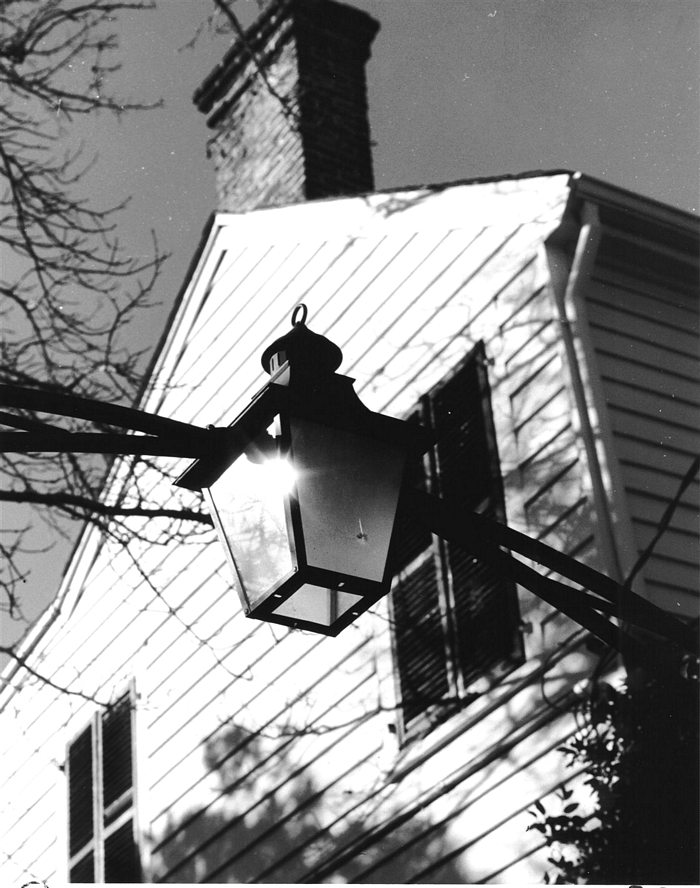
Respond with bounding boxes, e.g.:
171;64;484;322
261;304;343;376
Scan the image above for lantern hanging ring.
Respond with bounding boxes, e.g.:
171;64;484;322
291;304;308;326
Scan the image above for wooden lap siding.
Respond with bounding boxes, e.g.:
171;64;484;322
584;221;699;616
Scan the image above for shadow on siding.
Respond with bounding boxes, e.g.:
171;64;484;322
152;721;468;883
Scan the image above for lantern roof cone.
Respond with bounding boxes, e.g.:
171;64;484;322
261;304;343;377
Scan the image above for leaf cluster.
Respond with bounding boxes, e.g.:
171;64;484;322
528;667;699;884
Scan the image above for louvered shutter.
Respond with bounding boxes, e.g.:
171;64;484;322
391;343;522;742
431;344;493;511
391;410;433;574
68;725;94;858
391;409;449;732
433;347;522;689
101;691;139;882
450;549;519;686
104;820;141;882
393;558;449;728
101;692;133;813
69;853;95;883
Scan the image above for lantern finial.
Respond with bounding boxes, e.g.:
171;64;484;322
261;304;343;376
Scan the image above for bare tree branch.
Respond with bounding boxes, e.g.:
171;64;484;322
0;488;213;525
0;0;173;651
0;645;108;705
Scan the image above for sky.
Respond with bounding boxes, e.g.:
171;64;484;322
2;0;699;656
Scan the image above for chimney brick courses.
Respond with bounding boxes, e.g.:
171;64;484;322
194;0;379;212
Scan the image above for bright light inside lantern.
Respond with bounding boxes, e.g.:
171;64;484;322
205;429;296;612
252;453;296;496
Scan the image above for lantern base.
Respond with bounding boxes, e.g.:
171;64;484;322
244;570;386;636
271;584;363;626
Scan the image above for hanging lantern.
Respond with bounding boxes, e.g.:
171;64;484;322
175;305;430;636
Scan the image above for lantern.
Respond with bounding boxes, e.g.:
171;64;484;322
175;306;429;635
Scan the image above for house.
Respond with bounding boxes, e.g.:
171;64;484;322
1;0;698;883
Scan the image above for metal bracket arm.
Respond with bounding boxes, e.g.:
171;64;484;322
401;487;697;657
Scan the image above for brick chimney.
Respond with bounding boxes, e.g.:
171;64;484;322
194;0;379;212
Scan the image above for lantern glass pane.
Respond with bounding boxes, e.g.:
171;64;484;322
291;418;406;582
271;585;363;626
206;433;294;611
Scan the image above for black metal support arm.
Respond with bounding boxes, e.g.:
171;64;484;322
402;487;697;659
2;383;695;661
0;384;221;458
0;384;202;437
0;430;208;459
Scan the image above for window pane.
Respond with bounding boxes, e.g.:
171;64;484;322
102;692;133;812
68;726;93;856
104;819;141;882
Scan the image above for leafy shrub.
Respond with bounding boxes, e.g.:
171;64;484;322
528;664;699;884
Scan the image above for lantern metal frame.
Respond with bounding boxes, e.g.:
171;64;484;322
174;342;431;635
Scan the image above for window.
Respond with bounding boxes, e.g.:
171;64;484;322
67;687;141;883
390;342;523;741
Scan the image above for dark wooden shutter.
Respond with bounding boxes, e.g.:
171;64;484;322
101;692;133;814
391;344;522;740
450;547;520;686
431;344;493;510
392;557;449;728
432;346;522;689
68;725;94;858
101;691;139;882
391;409;449;731
69;852;95;883
390;410;433;575
104;820;141;883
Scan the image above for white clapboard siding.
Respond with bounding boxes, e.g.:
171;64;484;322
271;647;590;885
152;670;383;882
584;214;699;617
